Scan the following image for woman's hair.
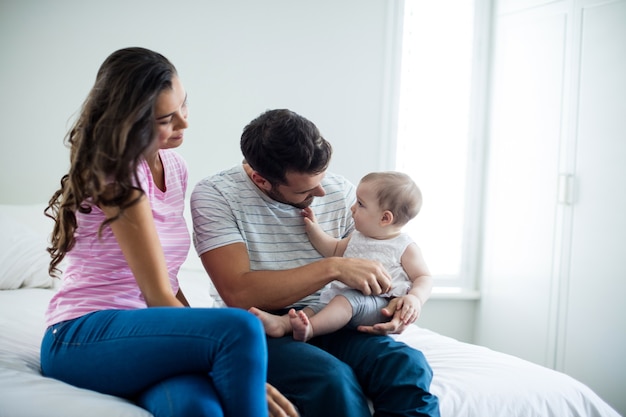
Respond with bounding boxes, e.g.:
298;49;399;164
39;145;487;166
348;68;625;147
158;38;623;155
45;47;177;277
361;172;423;227
240;109;332;185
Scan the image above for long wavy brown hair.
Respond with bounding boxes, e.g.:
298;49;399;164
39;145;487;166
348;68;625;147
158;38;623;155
45;47;177;277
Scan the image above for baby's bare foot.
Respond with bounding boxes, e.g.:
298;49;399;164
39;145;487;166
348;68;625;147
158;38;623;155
289;309;314;342
249;307;289;338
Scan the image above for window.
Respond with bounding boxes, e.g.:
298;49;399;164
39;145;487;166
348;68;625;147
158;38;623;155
395;0;489;290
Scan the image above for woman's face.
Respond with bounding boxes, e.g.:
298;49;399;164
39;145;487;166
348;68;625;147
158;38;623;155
154;75;188;150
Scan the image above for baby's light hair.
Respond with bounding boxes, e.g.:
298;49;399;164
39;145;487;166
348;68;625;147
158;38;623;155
360;172;422;226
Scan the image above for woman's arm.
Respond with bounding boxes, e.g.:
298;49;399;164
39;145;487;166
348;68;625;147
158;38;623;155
101;191;184;307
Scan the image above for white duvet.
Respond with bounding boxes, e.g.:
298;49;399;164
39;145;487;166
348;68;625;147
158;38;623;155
0;277;620;417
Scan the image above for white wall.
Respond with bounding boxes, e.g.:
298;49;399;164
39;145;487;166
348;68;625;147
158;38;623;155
0;0;480;343
0;0;395;204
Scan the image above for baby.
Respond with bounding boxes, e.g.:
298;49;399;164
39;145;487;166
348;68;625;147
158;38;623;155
251;171;432;341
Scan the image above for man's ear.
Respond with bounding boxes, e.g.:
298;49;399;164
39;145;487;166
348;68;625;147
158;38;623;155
250;170;273;191
380;210;394;226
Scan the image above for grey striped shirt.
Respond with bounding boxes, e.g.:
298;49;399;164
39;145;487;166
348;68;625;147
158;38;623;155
190;164;355;306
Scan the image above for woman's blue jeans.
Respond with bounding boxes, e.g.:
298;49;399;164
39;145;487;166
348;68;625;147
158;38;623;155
40;307;268;417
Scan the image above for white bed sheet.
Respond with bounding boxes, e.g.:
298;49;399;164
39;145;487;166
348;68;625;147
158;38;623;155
394;324;620;417
0;288;152;417
1;269;621;417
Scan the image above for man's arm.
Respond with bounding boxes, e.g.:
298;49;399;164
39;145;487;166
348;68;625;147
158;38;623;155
201;242;392;310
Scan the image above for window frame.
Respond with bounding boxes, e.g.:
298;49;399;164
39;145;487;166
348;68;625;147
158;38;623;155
379;0;494;292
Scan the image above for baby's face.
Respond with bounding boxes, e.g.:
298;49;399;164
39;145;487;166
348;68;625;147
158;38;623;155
351;181;384;238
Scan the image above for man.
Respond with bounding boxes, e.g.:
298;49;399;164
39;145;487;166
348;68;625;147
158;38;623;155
191;109;440;417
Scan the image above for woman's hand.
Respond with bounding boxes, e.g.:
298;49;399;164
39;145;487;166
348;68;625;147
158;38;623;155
267;383;299;417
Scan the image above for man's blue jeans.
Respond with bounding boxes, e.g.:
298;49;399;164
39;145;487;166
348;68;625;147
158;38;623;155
41;307;268;417
266;325;440;417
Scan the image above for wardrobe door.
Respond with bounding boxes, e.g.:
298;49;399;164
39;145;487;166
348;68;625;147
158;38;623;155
558;1;626;413
475;4;567;366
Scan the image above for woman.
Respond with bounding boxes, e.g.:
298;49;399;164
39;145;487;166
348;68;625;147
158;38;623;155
41;47;296;417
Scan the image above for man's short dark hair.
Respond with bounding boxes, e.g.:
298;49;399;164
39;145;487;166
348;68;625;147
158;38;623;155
241;109;333;185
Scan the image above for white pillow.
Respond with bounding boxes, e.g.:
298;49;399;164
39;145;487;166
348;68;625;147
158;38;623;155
0;209;55;290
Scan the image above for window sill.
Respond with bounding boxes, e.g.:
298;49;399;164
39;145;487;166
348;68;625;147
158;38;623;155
430;287;480;301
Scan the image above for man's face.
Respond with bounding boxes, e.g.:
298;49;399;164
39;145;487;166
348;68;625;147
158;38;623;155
267;171;327;209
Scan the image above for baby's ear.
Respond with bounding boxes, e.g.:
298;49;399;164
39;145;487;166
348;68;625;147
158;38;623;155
380;210;394;226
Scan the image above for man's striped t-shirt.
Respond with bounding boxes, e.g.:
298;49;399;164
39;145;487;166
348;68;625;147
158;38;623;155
190;165;356;307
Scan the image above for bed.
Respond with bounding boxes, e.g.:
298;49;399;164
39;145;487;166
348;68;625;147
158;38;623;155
0;203;620;417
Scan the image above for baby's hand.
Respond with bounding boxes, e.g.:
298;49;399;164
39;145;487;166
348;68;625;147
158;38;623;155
301;207;317;224
394;294;423;325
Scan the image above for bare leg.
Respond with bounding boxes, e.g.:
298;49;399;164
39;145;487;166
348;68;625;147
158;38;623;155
292;296;353;342
248;307;292;338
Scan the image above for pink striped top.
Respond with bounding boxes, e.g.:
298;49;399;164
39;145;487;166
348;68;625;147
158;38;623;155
45;149;191;327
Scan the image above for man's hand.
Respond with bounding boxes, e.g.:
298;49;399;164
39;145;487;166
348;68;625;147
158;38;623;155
267;383;299;417
335;257;392;296
357;297;409;335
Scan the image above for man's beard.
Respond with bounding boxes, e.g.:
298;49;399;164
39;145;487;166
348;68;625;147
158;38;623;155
266;187;314;209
